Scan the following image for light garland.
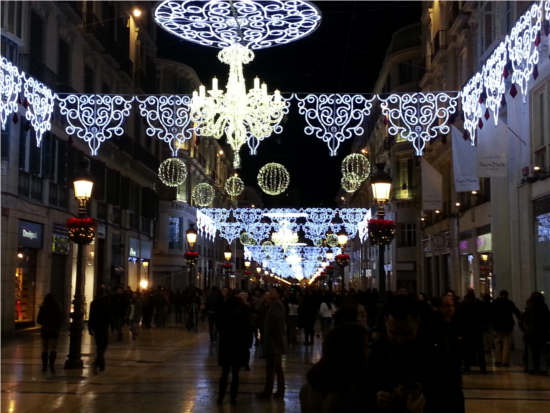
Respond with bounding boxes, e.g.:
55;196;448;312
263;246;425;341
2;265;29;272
482;40;507;125
136;95;193;156
271;220;299;250
225;175;245;196
461;72;484;144
23;74;55;147
507;2;542;103
196;209;216;241
169;217;180;243
341;173;361;193
192;182;215;206
190;43;290;168
257;162;290;195
295;93;374;156
1;57;22;130
158;158;188;187
154;0;321;50
379;92;459;156
341;153;370;182
57;94;134;155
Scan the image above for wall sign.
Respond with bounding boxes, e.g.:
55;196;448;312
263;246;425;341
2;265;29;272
18;220;43;249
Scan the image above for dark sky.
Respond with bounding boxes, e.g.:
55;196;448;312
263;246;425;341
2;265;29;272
156;1;422;208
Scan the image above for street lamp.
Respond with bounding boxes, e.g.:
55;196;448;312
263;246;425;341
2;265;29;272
65;162;94;369
223;245;232;286
185;223;198;287
370;163;392;297
326;250;334;261
186;223;197;250
337;230;348;248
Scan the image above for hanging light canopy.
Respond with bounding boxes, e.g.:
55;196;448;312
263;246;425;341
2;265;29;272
258;162;290;196
158;157;187;187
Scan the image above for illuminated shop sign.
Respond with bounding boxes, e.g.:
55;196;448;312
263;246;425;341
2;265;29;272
18;220;43;249
476;234;492;252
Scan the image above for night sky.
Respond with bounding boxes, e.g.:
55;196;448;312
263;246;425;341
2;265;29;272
156;1;422;208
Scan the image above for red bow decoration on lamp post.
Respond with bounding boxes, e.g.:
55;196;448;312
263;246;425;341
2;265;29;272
368;219;396;245
184;251;199;266
66;217;97;245
335;253;350;267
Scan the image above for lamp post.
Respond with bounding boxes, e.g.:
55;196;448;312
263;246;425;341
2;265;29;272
186;223;198;287
337;230;348;291
224;245;232;287
370;163;392;297
65;163;94;370
256;266;262;287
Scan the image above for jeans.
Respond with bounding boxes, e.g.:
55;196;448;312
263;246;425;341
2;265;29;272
494;330;513;364
263;354;285;394
527;342;549;373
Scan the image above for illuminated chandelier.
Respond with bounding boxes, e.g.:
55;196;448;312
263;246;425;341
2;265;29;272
271;220;299;250
190;43;288;168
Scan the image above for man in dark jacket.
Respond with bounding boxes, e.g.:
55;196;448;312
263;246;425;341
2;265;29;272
88;286;112;374
367;295;465;413
491;290;521;367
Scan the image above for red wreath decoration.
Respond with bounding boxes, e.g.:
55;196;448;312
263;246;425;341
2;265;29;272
325;265;335;274
368;219;396;245
184;251;199;266
222;263;233;270
66;217;97;245
335;253;350;267
244;270;251;275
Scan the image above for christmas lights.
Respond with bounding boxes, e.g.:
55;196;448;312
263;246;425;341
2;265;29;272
341;153;370;182
189;43;290;168
225;175;245;196
1;57;22;130
341;173;361;193
158;158;188;187
461;72;484;144
154;0;321;50
192;182;215;206
295;93;374;156
368;219;396;245
136;95;193;156
379;92;459;156
196;209;216;241
23;74;55;147
482;40;507;125
169;217;180;243
257;162;290;195
507;2;542;102
57;94;134;155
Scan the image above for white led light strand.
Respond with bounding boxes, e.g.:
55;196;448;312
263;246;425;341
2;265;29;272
294;93;374;156
192;182;215;206
1;57;22;130
482;40;508;125
190;43;290;168
23;74;56;147
507;1;542;103
169;217;180;243
338;208;369;239
379;92;459;156
154;0;321;50
57;94;134;155
136;95;194;157
225;175;245;196
197;209;216;241
461;72;484;143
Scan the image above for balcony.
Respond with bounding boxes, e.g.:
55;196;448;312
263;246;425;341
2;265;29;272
18;54;57;90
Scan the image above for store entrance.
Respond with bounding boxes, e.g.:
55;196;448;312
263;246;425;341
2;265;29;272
15;248;37;328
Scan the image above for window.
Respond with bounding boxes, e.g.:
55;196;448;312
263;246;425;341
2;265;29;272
395;158;413;200
480;2;496;51
58;39;72;92
1;1;23;38
398;223;416;247
531;82;549;171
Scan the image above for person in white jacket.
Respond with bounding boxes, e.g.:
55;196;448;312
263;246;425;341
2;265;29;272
319;294;336;340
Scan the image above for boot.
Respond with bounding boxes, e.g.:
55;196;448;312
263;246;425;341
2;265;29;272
41;352;48;372
48;351;57;374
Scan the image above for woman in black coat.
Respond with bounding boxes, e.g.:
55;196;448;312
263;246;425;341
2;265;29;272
36;293;63;373
216;293;253;405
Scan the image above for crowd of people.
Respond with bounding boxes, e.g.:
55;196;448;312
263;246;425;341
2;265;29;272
37;284;550;412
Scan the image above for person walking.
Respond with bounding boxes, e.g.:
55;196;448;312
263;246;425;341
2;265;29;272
319;293;336;340
127;291;142;341
491;290;521;367
298;290;318;346
216;293;252;405
256;287;287;399
205;286;221;343
88;287;112;374
459;289;488;373
519;291;550;375
36;293;63;373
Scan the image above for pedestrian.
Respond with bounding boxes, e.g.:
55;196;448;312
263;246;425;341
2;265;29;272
299;322;371;412
127;291;142;341
319;293;336;340
366;295;465;413
216;292;252;405
172;289;184;324
36;293;63;373
298;289;318;346
491;290;521;367
205;286;221;343
256;287;287;399
519;291;550;375
111;285;129;340
459;289;488;373
285;291;300;345
88;287;112;374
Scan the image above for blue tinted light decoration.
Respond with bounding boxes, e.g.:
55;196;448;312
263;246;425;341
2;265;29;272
295;93;374;156
136;95;194;156
508;2;542;103
338;208;369;239
57;94;134;155
379;92;459;156
197;210;216;241
169;217;180;243
23;75;55;147
1;57;22;130
154;0;321;50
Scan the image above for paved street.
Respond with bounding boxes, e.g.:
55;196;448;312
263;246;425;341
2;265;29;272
2;320;549;413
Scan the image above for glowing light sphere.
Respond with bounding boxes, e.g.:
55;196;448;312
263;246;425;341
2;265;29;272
158;157;187;187
258;163;290;196
341;173;361;193
225;175;245;196
192;183;215;207
341;153;370;182
326;233;339;247
239;232;256;246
